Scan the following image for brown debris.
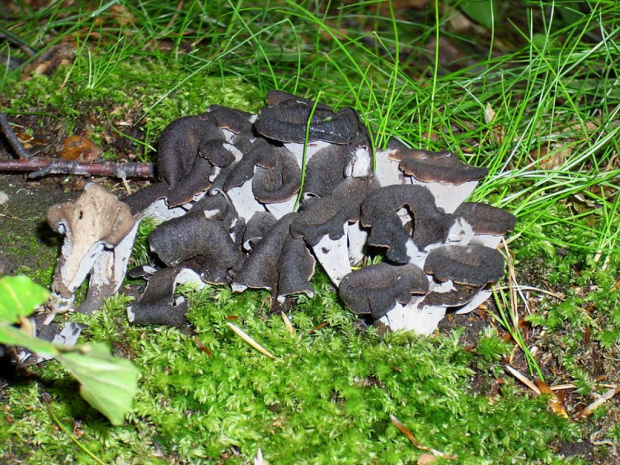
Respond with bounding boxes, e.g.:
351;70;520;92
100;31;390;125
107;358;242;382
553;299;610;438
58;135;103;161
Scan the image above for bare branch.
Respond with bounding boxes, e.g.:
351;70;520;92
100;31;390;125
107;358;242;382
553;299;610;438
0;158;155;178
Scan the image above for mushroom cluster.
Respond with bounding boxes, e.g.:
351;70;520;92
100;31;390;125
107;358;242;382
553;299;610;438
49;91;515;335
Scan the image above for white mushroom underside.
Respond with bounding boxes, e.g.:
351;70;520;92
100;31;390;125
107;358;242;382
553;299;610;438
226;180;266;220
379;299;447;335
311;231;352;286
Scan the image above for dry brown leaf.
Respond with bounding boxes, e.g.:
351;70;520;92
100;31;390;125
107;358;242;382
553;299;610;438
58;135;102;161
22;43;76;79
529;143;571;170
535;378;569;418
193;336;213;357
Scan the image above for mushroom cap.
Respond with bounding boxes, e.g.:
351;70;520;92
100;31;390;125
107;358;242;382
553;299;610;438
157;114;217;187
220;138;279;192
423;244;505;287
394;148;488;185
149;210;241;283
252;146;302;203
190;193;238;227
233;212;297;291
122;181;169;216
277;234;315;298
166;154;214;207
291;177;373;246
47;182;137;299
454;202;516;236
265;89;333;109
127;267;191;327
339;263;429;319
302;144;350;198
361;184;454;263
243;211;277;251
291;197;356;246
255;99;363;145
207;105;254;133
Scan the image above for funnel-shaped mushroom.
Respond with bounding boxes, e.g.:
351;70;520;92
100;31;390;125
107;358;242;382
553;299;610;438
361;184;456;264
255;95;363;145
127;267;205;326
47;182;139;313
424;244;505;287
291;178;373;285
149;209;242;284
375;139;488;213
233;213;315;303
454;202;517;248
339;263;429;319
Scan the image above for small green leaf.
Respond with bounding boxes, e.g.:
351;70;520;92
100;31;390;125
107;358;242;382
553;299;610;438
57;343;139;425
0;322;58;356
0;275;51;324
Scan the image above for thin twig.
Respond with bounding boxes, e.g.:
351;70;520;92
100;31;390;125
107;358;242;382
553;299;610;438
505;365;541;395
0;25;39;56
0;158;155;178
226;323;276;359
0;111;30;159
576;386;620;420
390;414;458;460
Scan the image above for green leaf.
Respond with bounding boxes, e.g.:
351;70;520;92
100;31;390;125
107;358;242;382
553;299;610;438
57;343;139;425
0;322;58;356
0;275;51;324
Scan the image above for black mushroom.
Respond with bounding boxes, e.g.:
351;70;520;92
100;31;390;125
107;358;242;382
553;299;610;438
252;146;302;204
148;207;242;284
360;184;456;264
389;147;488;185
242;211;277;252
92;91;518;335
302;144;351;198
453;202;517;236
423;244;505;287
291;177;372;246
254;91;364;145
232;213;315;304
339;263;429;319
127;267;198;326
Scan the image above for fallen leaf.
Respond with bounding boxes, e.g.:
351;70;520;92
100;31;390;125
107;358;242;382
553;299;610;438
535;378;569;418
59;135;103;161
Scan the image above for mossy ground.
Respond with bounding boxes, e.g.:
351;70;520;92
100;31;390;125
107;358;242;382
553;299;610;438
0;63;595;465
1;1;620;463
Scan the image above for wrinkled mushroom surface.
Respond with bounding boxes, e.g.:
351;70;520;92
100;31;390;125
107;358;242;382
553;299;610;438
46;91;515;336
47;182;139;313
339;263;429;319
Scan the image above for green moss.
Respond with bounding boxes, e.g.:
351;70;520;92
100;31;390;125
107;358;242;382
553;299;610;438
2;281;580;464
3;58;261;162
